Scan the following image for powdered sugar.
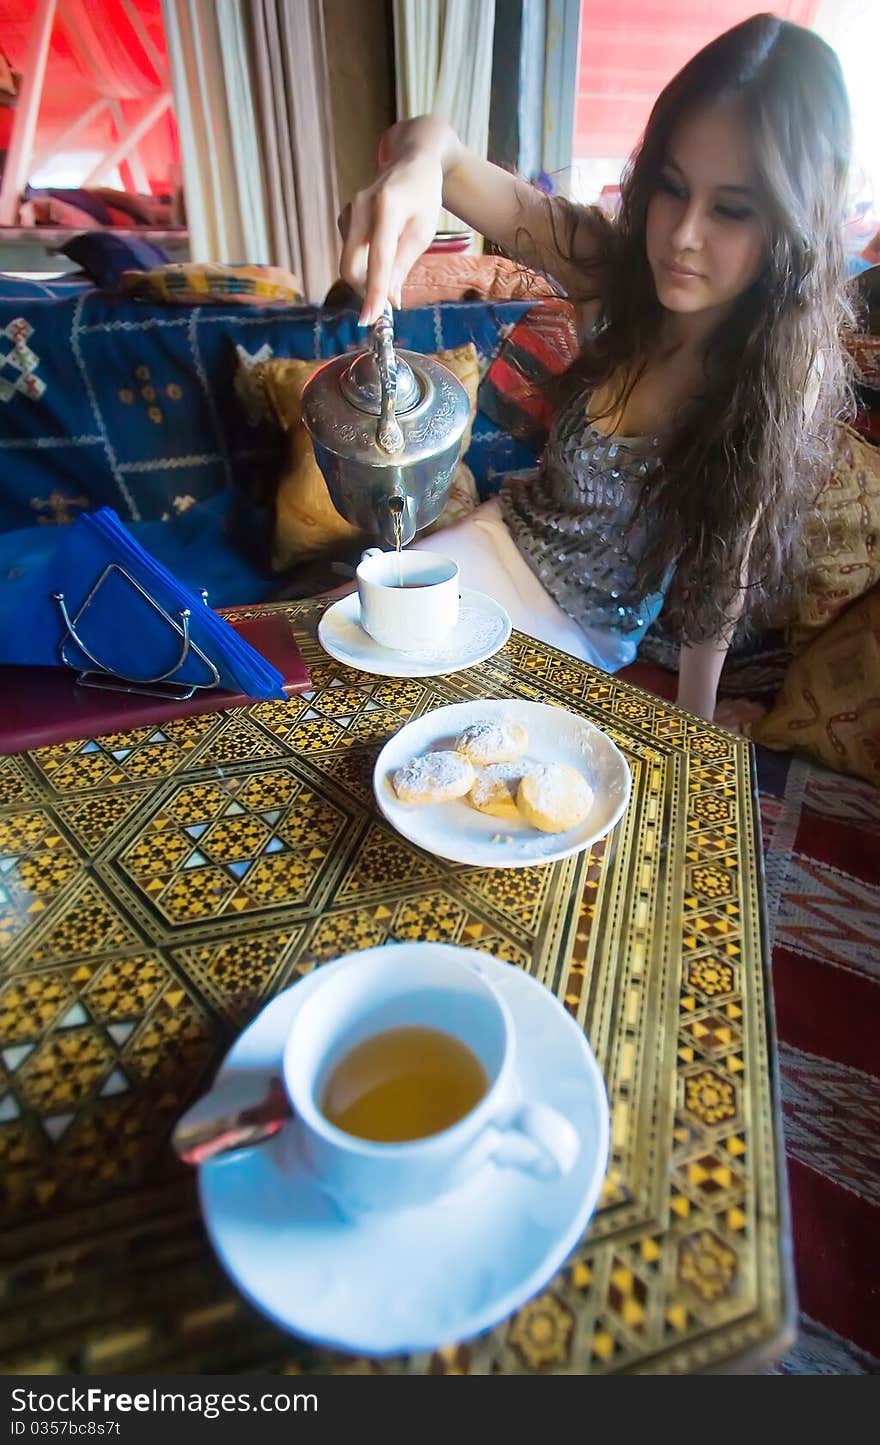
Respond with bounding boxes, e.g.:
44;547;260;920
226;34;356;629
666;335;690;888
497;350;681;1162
519;763;593;827
393;750;473;800
456;720;527;765
470;762;525;807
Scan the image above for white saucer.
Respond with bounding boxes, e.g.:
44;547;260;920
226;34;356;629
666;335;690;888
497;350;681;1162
317;588;511;678
198;944;609;1357
374;698;632;869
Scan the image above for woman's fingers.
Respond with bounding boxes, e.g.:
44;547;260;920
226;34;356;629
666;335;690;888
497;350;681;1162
339;189;374;293
361;191;403;324
376;121;403;169
339;171;441;324
387;215;434;309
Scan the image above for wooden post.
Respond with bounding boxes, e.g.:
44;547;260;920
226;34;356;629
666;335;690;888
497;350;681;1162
81;92;172;187
109;100;151;194
0;0;58;225
29;97;109;180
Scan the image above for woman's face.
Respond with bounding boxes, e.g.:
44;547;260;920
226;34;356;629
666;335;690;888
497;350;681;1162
645;102;767;320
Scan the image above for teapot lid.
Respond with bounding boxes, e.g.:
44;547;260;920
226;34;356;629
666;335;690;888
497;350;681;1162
301;304;470;462
339;347;421;416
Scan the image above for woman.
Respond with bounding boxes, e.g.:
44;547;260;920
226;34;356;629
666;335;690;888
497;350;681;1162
340;14;853;720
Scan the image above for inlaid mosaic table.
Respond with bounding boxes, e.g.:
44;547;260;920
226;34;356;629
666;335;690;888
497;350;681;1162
0;601;793;1375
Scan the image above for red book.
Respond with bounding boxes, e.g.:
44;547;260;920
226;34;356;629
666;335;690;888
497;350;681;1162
0;612;311;755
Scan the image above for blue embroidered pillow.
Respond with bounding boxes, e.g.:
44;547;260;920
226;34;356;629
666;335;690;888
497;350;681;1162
58;232;171;288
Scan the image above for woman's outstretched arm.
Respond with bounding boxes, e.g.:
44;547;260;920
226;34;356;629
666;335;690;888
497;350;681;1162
340;116;608;325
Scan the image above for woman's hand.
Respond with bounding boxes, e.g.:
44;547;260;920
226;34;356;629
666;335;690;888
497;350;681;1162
712;698;768;735
338;114;605;322
339;118;455;326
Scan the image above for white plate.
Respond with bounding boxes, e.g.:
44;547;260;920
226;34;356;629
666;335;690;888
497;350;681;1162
373;698;632;868
198;943;609;1357
317;588;511;678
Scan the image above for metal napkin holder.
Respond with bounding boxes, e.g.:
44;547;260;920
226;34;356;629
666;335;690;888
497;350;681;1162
53;563;221;701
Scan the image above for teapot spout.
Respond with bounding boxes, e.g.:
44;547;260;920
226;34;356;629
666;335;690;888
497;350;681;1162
378;492;417;549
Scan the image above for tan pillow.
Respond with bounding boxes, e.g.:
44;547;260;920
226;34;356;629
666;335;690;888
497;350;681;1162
787;425;880;650
121;263;304;306
250;344;480;571
752;584;880;785
255;357;363;566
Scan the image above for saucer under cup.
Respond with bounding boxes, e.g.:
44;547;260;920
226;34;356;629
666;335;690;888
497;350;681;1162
198;942;610;1355
317;588;511;678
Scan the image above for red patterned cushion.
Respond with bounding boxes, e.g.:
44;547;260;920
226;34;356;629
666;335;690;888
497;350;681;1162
477;299;581;441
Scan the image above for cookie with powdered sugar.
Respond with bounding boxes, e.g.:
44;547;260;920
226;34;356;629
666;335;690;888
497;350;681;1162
455;719;528;766
468;762;526;820
517;762;593;833
392;751;475;804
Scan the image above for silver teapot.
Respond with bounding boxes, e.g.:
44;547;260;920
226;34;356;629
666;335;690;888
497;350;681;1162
300;306;471;548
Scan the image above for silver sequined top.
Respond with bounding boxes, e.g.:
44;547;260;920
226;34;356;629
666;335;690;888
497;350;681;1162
499;386;667;650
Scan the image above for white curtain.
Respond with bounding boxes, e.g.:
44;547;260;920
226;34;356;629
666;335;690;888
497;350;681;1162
811;0;880;209
393;0;496;233
161;0;340;301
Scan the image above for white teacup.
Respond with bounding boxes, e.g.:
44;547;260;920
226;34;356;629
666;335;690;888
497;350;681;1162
356;547;459;651
282;943;580;1214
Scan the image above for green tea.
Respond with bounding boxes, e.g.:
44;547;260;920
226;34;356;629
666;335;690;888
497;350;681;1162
321;1025;488;1142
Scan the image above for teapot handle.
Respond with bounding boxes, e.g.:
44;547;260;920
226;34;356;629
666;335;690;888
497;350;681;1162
373;304;405;456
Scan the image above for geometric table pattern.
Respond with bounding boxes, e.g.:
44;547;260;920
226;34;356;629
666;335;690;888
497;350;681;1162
0;602;793;1374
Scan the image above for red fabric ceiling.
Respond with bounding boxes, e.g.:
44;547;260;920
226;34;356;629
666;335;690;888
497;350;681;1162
575;0;818;161
1;0;178;192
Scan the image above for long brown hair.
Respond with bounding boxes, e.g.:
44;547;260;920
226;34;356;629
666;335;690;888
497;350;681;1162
549;13;854;640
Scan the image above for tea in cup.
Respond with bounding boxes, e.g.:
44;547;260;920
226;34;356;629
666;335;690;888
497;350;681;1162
282;943;580;1213
356;548;459;651
321;1022;489;1142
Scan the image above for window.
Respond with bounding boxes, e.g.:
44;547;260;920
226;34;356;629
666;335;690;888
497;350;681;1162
570;0;879;239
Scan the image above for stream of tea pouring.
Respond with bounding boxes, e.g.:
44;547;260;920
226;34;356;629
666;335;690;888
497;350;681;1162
389;494;405;586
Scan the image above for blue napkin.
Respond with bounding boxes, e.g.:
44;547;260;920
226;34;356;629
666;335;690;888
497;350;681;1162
0;507;286;699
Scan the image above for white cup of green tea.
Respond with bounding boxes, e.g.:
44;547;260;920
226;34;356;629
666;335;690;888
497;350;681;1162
281;943;579;1213
356;547;459;651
